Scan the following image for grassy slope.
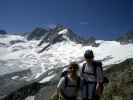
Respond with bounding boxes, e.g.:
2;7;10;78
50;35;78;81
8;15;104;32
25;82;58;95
103;58;133;100
48;59;133;100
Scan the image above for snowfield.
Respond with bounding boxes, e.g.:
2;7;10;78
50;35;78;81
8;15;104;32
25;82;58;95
0;34;133;80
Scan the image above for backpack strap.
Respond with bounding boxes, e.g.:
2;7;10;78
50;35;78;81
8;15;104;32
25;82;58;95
93;61;102;75
60;70;68;77
82;61;102;77
76;76;80;88
64;76;76;88
92;61;102;77
59;76;78;100
82;63;86;74
63;76;80;99
64;76;80;88
64;76;68;88
82;62;97;76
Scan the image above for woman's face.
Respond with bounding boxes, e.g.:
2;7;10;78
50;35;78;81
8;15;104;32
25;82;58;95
68;65;78;75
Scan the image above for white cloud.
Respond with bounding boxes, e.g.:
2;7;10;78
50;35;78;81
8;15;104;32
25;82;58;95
47;24;56;28
80;22;89;25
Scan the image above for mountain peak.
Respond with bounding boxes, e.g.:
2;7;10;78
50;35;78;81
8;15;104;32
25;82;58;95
26;25;96;47
49;25;84;43
116;30;133;44
27;27;48;40
0;30;7;35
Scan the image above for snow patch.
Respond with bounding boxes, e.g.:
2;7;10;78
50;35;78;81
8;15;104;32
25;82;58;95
11;76;19;80
39;74;56;83
25;96;34;100
58;29;68;35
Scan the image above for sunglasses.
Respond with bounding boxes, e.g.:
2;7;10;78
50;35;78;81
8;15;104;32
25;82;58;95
69;67;78;70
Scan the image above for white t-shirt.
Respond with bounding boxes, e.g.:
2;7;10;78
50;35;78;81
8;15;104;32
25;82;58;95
57;76;79;97
80;63;103;82
80;62;104;99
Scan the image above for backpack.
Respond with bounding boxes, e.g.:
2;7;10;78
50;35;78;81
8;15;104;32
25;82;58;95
64;76;80;88
82;61;102;77
51;69;80;100
59;71;80;100
60;69;80;88
82;61;109;84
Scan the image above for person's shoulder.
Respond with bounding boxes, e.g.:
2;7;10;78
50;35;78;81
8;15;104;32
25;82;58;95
63;67;68;72
79;62;86;71
93;60;102;65
60;77;65;82
81;62;87;67
57;77;66;87
57;77;66;88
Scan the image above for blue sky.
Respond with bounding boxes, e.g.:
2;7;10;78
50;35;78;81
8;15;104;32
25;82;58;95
0;0;133;40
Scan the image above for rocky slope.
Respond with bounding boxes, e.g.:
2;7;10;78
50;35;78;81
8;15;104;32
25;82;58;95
117;30;133;44
49;59;133;100
103;58;133;100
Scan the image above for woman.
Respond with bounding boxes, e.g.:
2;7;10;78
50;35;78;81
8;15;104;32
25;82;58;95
57;62;80;100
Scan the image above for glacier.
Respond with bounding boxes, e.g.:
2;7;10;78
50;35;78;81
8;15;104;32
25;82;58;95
0;28;133;100
0;34;133;80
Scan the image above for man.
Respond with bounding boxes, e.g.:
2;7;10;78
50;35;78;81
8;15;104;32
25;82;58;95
80;50;104;100
57;62;80;100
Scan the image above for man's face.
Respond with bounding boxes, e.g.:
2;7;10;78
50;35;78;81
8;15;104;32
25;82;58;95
85;57;93;63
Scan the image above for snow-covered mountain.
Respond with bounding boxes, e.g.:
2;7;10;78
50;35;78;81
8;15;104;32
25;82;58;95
0;26;133;100
27;27;48;40
0;27;133;79
27;25;86;44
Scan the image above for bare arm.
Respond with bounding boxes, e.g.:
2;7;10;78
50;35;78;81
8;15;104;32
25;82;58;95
57;77;66;100
96;63;104;96
58;92;66;100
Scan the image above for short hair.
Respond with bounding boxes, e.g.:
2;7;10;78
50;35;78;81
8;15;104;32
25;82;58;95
84;49;94;59
69;62;79;69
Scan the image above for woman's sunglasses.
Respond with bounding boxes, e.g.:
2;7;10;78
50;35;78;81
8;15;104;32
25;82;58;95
69;67;78;70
